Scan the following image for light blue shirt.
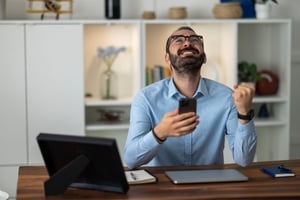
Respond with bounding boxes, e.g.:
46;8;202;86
124;77;256;169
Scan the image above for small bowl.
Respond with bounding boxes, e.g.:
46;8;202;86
98;110;124;122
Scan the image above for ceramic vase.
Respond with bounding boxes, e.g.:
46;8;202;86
255;3;270;19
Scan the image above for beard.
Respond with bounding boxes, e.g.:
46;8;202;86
169;47;206;77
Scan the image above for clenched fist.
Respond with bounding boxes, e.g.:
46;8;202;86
232;83;255;123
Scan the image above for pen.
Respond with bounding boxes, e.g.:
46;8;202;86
130;172;137;180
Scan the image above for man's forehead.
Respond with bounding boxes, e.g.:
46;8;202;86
171;29;196;36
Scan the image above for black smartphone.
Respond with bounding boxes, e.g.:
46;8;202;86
178;98;197;114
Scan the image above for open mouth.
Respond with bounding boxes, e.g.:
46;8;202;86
178;48;199;57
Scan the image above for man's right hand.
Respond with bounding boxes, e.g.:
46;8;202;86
153;108;199;141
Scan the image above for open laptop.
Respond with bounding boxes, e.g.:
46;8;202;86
165;169;248;184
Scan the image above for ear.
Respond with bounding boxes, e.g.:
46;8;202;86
203;53;207;64
165;53;171;65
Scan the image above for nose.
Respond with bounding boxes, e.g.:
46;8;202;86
182;39;192;47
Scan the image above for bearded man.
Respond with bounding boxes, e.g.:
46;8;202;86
124;26;257;169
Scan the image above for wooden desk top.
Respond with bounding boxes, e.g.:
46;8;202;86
17;160;300;199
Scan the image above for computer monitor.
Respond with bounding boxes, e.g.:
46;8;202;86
36;133;129;196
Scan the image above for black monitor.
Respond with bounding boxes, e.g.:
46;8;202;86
36;133;129;196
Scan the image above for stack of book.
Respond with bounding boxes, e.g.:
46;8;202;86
146;65;171;85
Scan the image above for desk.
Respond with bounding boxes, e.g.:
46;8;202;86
17;160;300;199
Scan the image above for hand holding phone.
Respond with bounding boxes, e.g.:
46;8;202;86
178;98;197;114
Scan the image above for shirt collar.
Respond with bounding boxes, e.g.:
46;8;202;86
167;77;209;99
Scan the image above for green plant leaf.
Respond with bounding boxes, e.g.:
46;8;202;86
238;61;259;82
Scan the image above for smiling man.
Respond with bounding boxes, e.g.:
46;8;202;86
124;26;257;169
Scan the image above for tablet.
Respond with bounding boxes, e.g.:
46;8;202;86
37;133;129;195
165;169;248;184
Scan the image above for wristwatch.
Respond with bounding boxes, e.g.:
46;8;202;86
238;109;254;120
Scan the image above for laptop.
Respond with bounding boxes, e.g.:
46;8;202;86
165;169;248;184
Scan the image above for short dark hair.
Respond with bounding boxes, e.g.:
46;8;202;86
165;26;198;54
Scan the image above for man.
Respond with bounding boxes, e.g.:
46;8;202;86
124;26;257;169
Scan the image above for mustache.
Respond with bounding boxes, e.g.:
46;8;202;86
177;47;199;55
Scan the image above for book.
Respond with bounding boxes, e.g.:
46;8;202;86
262;165;296;178
125;169;157;185
145;65;171;85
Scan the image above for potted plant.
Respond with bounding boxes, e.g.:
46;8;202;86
238;61;261;84
254;0;278;19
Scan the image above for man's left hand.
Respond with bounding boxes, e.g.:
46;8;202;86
232;83;255;122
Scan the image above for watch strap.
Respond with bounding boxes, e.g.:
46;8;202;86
238;109;254;120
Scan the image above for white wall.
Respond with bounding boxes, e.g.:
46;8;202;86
272;1;300;158
3;0;300;157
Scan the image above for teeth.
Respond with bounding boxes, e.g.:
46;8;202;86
181;51;194;56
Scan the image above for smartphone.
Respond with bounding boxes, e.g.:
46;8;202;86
178;98;197;114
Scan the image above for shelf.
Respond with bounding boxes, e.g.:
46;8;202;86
254;117;286;127
85;97;132;106
27;0;73;2
86;122;129;131
27;10;72;14
253;95;287;103
142;19;290;24
85;97;131;131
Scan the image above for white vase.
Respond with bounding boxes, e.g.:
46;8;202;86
255;3;270;19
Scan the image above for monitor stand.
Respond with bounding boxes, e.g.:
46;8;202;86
44;154;90;196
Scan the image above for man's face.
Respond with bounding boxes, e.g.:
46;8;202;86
166;29;206;76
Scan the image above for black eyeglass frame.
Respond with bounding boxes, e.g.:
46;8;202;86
165;34;204;53
169;35;203;44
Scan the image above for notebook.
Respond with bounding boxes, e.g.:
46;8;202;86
125;169;157;185
262;165;296;178
165;169;248;184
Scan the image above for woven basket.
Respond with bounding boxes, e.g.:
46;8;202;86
168;7;187;19
212;3;242;19
142;11;156;19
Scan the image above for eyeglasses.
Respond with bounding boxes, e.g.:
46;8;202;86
170;35;203;45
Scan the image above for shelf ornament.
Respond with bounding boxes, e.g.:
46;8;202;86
26;0;73;20
97;46;126;99
254;0;278;19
